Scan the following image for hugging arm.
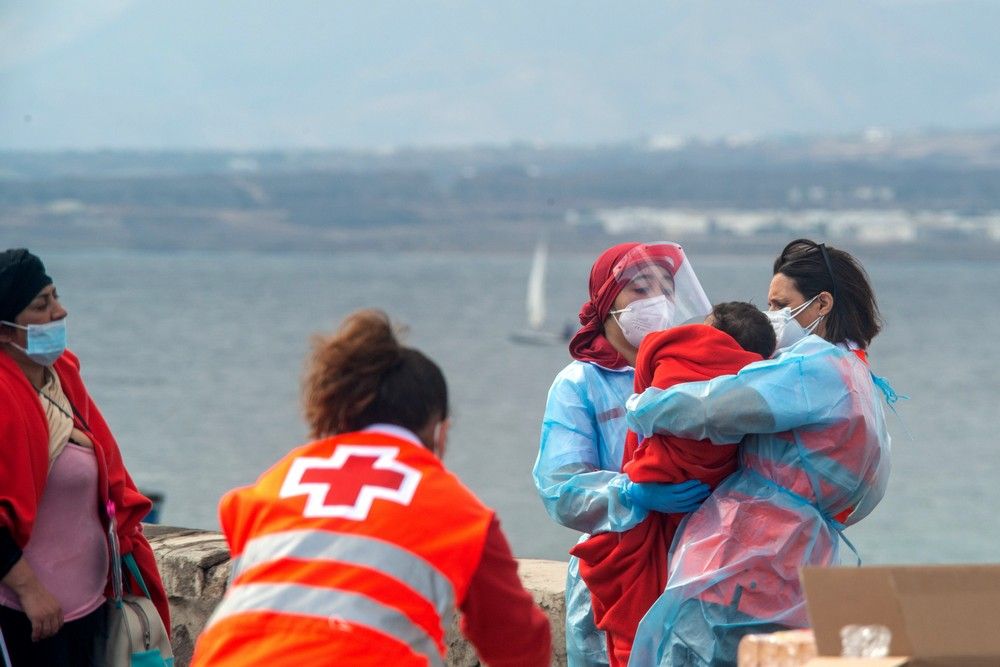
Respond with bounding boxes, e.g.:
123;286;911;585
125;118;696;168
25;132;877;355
627;346;848;443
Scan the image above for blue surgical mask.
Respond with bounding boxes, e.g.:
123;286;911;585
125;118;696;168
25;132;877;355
765;296;822;351
2;318;68;366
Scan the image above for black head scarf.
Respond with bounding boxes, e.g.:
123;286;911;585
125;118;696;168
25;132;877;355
0;249;53;323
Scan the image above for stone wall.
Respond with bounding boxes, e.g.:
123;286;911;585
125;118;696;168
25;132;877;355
145;525;568;666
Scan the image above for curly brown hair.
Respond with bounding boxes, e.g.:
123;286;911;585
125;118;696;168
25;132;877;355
302;309;448;440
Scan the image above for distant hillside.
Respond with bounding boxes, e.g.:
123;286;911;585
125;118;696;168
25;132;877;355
2;131;999;255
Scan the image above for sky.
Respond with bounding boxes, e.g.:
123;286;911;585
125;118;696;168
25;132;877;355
1;0;999;150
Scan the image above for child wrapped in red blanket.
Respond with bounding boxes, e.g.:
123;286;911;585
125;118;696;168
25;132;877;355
570;302;777;667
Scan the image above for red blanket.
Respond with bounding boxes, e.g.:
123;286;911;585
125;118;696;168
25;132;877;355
0;350;170;631
570;325;761;667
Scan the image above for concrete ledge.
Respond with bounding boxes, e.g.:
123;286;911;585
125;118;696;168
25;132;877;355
145;525;568;666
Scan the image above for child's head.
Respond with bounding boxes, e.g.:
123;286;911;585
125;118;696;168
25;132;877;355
706;302;776;359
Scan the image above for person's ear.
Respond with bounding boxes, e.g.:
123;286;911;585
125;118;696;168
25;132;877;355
816;291;834;317
0;323;16;344
433;418;451;460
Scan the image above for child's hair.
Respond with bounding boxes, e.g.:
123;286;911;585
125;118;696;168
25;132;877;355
710;301;776;359
302;309;448;441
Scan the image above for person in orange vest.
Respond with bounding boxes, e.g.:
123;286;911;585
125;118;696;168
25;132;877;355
192;309;551;667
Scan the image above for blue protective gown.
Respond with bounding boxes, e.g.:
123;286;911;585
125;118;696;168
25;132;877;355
625;336;892;667
534;360;650;667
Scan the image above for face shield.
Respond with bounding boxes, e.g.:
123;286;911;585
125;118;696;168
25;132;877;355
606;243;711;340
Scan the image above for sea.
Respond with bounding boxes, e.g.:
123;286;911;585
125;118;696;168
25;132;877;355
38;248;1000;565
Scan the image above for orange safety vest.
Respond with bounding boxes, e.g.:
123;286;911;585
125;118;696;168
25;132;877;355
192;427;495;667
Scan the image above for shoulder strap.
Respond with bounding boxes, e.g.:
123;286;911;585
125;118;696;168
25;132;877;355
107;501;123;602
107;500;152;600
124;552;152;599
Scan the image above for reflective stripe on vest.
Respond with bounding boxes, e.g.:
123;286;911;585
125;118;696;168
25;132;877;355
229;529;456;624
206;582;446;667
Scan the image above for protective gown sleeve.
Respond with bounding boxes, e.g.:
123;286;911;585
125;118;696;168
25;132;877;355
626;343;850;444
534;370;647;534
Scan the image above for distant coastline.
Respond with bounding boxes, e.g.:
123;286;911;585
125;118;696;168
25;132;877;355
3;130;999;259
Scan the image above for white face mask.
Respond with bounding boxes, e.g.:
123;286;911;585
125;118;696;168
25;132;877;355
765;295;823;351
611;294;675;348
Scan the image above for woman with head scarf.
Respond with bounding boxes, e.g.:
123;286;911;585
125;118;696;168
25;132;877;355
533;242;713;666
0;249;169;666
626;239;894;666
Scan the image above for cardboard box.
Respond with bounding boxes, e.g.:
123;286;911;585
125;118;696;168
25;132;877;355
804;660;907;667
800;564;1000;666
738;628;817;666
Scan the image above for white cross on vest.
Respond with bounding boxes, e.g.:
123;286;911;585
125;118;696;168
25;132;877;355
279;445;423;520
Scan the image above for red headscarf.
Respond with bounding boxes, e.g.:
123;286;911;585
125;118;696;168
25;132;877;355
569;242;684;369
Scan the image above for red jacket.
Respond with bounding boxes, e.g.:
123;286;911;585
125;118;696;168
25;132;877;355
0;349;169;630
571;325;760;667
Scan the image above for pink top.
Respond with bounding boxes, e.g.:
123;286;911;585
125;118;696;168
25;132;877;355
0;443;109;620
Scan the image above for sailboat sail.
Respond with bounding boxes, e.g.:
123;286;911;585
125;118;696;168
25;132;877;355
509;239;565;346
526;241;547;330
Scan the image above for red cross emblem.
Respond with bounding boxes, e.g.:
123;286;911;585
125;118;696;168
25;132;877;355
280;445;422;520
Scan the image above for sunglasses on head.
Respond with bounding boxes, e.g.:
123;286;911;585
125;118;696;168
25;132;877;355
780;240;838;300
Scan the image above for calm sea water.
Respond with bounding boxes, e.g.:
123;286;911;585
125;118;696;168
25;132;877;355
39;248;1000;565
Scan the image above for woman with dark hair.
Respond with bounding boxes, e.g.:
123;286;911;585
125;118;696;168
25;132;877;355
766;238;881;350
193;309;550;667
533;242;713;666
626;239;895;666
0;248;169;666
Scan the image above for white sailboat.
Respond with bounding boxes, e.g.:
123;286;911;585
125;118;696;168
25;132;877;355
509;240;568;345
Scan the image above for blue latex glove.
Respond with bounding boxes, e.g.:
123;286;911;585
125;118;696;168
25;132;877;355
624;479;711;514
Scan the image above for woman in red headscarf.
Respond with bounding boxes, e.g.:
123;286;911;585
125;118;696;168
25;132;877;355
532;242;713;667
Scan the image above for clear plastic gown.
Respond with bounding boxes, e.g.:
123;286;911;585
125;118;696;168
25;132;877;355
534;360;646;666
625;336;892;667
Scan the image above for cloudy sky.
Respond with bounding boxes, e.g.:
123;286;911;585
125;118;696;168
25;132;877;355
2;0;998;150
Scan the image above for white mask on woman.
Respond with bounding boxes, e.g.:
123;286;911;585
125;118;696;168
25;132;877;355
765;295;823;351
611;294;675;348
